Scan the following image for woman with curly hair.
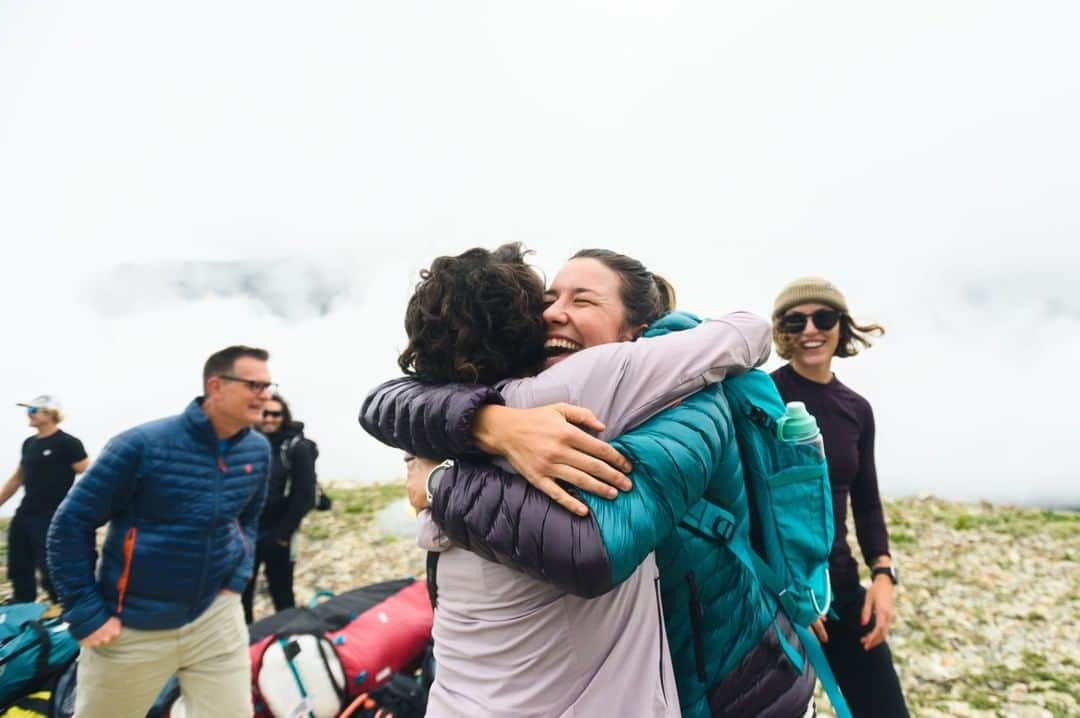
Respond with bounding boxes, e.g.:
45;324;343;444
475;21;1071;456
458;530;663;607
397;244;550;387
770;276;909;717
362;245;818;717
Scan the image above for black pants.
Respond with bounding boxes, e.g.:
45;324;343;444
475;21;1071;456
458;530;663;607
242;537;296;623
823;586;909;718
7;511;57;603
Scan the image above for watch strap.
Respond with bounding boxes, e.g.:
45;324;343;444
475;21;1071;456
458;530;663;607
425;459;455;503
871;565;898;585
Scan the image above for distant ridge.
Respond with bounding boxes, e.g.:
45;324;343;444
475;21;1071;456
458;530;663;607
87;257;359;321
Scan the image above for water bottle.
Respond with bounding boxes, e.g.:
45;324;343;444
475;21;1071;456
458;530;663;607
776;401;825;460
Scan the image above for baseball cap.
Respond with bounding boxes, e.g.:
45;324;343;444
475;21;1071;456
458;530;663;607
16;394;63;412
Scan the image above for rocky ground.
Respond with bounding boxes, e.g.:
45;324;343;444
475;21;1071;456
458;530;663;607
3;486;1077;717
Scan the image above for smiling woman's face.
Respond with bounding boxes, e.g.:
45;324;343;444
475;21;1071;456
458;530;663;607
540;257;637;369
260;399;284;434
781;302;841;373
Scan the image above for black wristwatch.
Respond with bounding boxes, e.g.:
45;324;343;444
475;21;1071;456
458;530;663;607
871;565;899;586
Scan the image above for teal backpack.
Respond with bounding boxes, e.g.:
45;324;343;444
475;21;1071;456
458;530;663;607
711;368;851;718
0;604;79;711
723;370;834;629
642;311;849;715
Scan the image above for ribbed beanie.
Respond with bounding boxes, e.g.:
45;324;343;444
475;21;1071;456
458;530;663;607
772;276;849;317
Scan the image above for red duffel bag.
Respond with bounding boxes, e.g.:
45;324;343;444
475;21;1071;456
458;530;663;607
327;580;432;697
248;578;433;716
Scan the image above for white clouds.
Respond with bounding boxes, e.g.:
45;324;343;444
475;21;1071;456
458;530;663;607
87;258;361;320
1;2;1077;511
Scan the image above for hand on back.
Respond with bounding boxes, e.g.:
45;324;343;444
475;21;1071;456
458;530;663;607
472;403;633;516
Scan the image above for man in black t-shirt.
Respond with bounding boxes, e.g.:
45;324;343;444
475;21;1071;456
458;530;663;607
1;394;89;603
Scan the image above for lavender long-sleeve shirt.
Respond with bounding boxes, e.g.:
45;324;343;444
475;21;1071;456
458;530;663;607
421;312;771;718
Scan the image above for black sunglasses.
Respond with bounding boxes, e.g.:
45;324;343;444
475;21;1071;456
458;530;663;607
262;410;284;419
778;308;842;333
218;375;277;394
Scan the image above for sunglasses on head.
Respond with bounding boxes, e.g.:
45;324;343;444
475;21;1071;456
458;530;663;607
262;410;283;419
778;308;842;334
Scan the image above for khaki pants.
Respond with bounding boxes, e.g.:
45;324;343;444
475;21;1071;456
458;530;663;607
76;592;252;718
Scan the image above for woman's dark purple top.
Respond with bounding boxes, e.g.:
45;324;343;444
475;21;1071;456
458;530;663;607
770;363;890;593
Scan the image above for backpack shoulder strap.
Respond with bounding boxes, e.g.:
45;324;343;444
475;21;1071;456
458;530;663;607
425;551;439;609
679;502;796;621
678;497;850;715
794;623;852;718
279;435;304;499
280;435;301;471
29;620;51;680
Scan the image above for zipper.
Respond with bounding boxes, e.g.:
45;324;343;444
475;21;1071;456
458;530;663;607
195;448;226;608
235;518;250;558
116;527;138;615
687;571;706;682
654;576;667;702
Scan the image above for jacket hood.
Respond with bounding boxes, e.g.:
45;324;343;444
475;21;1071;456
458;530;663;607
643;310;702;339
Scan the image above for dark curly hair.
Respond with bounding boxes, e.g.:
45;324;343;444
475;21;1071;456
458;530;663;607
398;243;547;385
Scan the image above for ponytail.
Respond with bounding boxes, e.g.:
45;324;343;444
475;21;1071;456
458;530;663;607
571;249;676;328
652;273;677;313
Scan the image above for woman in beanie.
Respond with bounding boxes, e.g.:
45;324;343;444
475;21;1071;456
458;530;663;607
770;277;909;718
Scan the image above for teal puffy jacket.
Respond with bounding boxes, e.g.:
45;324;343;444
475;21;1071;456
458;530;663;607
640;315;811;717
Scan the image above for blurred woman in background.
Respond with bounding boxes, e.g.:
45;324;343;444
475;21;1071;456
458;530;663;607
243;393;317;623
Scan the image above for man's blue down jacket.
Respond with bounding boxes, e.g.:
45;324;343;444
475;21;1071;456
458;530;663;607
47;399;269;640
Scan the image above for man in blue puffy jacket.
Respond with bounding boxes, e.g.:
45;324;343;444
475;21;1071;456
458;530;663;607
47;346;274;718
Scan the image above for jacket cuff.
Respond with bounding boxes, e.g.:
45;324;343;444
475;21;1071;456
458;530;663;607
224;572;250;594
68;606;112;641
416;509;452;552
865;549;891;567
446;386;505;456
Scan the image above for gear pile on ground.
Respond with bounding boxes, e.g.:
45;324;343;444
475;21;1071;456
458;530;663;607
3;484;1077;716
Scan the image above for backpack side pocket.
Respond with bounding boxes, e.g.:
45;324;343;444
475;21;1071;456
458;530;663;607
761;458;834;626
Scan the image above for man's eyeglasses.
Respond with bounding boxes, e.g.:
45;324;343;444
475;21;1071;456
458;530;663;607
26;407;40;416
218;375;277;395
778;308;842;334
262;410;284;419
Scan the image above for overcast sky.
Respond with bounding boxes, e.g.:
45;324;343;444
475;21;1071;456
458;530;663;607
2;2;1077;511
